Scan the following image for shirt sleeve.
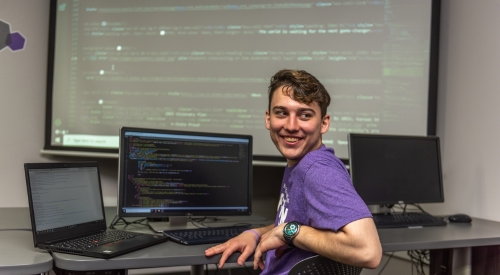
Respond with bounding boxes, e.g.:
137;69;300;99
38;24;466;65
303;159;372;232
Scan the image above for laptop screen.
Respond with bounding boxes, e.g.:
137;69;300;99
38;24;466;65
25;162;107;244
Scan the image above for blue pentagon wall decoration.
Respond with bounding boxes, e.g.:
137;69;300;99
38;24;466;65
0;19;26;52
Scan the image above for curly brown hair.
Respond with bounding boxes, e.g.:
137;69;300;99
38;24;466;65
268;69;331;118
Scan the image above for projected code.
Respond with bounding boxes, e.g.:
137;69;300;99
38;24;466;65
52;0;431;159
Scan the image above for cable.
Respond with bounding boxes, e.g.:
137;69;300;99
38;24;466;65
109;215;148;229
411;203;431;215
243;262;255;275
0;228;31;231
109;215;128;229
189;217;209;228
131;218;148;225
109;215;120;229
407;250;429;275
392;203;432;215
377;252;395;275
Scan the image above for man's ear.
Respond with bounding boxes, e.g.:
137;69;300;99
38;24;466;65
321;114;330;134
265;110;271;130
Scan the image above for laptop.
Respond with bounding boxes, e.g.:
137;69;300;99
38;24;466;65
24;161;168;259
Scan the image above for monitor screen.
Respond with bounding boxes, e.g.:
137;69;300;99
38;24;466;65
347;134;444;205
117;127;253;218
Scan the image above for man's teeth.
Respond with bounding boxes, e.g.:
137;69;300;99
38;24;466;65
284;137;298;142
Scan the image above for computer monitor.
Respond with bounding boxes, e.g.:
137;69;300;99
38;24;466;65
117;127;253;222
347;134;444;205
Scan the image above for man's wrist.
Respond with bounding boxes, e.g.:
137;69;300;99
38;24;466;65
283;221;301;247
244;229;260;243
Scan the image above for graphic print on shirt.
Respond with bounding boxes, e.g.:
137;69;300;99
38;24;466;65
277;182;289;225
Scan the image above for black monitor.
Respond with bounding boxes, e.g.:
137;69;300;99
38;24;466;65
347;134;444;205
117;127;253;222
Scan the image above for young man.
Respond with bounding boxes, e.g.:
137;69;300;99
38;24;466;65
205;69;382;274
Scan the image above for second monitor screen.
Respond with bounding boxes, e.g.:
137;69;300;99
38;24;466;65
348;134;444;205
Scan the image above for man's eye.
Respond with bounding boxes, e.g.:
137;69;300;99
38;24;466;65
300;113;312;118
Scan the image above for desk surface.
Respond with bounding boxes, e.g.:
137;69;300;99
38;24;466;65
5;207;500;272
0;231;52;275
0;208;52;275
52;232;240;271
53;207;266;271
379;218;500;251
54;209;500;271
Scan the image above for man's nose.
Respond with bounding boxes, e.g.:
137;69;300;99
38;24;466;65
284;115;299;131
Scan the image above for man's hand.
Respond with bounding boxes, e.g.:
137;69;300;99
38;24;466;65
204;229;260;268
253;223;288;270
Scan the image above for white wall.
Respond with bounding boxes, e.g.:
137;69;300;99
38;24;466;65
0;0;51;207
425;0;500;221
2;0;500;225
0;0;119;207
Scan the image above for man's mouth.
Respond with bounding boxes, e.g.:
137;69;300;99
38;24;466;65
283;136;299;142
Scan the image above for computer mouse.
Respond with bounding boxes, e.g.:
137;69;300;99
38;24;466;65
448;214;472;223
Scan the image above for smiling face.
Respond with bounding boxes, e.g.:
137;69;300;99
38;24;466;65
266;85;330;166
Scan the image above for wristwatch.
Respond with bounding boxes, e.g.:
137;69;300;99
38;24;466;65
283;221;301;247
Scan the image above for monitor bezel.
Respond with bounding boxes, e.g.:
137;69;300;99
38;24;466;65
347;133;445;205
117;127;253;218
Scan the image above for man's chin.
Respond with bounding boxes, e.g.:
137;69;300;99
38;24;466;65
280;152;302;163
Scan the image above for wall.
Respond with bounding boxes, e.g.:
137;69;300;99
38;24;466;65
0;0;130;207
425;0;500;221
0;0;51;206
1;0;500;226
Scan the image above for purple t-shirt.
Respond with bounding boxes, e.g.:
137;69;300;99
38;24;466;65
260;145;371;275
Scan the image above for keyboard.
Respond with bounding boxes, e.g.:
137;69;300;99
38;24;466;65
163;225;252;245
53;230;142;250
372;212;447;229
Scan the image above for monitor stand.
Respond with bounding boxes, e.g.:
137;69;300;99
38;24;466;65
368;204;392;214
147;216;190;232
169;216;188;227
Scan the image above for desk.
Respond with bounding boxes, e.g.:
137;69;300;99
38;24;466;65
379;218;500;252
378;218;500;274
53;213;500;275
0;208;53;275
0;231;53;275
52;207;268;275
4;207;500;275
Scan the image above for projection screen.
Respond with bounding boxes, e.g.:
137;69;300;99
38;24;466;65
44;0;440;162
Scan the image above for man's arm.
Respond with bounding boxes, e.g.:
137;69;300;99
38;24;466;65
253;218;382;270
205;223;274;268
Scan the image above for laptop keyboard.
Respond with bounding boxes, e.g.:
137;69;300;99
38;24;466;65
54;230;142;250
163;225;251;245
373;212;447;228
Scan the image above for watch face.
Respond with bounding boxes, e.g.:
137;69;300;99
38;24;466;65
284;222;299;237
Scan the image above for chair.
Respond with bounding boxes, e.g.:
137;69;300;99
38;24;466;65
288;255;363;275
